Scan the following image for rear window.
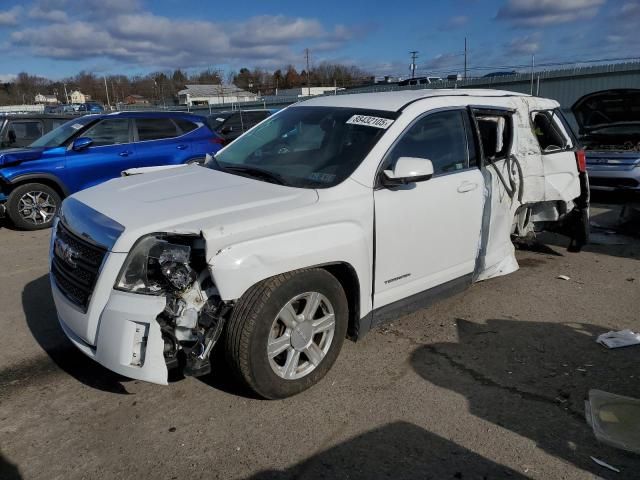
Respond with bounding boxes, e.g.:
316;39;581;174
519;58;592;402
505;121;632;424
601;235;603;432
136;118;180;141
174;118;198;134
531;110;572;153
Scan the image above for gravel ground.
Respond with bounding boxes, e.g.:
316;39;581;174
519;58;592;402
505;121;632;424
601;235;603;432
1;194;639;480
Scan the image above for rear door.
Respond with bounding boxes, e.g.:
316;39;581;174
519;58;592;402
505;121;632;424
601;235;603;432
133;117;190;166
63;117;134;192
531;109;580;201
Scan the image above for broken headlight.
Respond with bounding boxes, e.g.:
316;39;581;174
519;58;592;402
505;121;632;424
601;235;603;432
115;235;197;295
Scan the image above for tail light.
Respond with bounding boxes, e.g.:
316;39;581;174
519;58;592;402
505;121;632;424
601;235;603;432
209;136;225;145
575;149;587;173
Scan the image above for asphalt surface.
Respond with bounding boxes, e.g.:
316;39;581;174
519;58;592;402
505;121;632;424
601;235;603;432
1;193;639;480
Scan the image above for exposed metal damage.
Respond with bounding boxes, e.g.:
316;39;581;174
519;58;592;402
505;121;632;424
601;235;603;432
137;233;232;377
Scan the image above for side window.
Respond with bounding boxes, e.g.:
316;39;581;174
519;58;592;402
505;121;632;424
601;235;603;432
82;119;130;147
8;121;43;143
475;114;512;160
50;119;67;130
173;118;198;134
386;110;470;175
136;118;180;141
245;111;269;126
222;113;244;133
531;110;571;153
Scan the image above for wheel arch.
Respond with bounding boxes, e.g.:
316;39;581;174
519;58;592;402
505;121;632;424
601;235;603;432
7;173;69;199
318;262;362;341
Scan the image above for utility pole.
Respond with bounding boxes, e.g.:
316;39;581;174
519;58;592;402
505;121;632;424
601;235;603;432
103;76;110;108
530;54;535;95
464;38;468;81
409;51;419;79
305;48;311;96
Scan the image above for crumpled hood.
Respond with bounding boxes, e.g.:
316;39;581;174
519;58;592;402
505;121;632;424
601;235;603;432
572;89;640;135
68;165;319;252
0;147;45;166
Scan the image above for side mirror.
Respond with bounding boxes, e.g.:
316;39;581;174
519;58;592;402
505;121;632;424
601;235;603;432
7;130;16;144
72;137;93;151
382;157;434;187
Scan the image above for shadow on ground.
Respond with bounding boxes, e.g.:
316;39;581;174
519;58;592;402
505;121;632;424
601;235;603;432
19;274;131;394
247;421;527;480
410;318;640;479
0;451;21;480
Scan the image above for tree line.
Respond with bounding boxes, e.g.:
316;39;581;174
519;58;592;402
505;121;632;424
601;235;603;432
0;62;371;106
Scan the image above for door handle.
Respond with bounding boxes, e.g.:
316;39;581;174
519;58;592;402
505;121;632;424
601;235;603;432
176;144;188;150
119;151;133;157
457;181;478;193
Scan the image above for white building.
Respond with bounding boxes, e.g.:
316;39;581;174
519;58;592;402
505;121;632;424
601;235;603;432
34;93;58;104
69;90;90;104
274;86;344;98
178;84;257;106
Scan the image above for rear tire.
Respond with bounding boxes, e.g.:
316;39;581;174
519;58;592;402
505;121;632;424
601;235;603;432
224;269;348;399
7;183;61;230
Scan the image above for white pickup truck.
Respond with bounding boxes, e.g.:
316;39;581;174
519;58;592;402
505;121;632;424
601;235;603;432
50;89;589;399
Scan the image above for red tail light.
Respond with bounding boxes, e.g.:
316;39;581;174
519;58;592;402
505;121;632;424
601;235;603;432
575;149;587;173
210;136;225;145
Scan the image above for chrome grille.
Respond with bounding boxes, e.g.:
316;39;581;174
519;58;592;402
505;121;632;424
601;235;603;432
51;221;107;311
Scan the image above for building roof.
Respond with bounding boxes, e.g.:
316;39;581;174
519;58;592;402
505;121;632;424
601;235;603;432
178;84;256;98
297;89;530;112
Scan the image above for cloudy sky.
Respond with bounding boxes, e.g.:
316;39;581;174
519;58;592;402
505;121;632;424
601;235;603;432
0;0;638;80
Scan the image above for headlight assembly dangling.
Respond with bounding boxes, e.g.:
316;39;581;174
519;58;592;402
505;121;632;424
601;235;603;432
116;235;197;295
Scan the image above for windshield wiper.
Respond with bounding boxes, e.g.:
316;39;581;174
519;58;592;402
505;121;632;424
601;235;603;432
220;165;290;186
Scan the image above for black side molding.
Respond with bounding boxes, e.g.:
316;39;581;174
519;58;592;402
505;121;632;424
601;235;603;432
356;273;473;339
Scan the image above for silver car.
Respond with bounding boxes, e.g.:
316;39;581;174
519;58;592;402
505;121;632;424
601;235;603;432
572;89;640;191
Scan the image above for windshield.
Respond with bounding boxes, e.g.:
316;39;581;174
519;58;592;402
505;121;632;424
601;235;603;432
30;116;96;148
210;106;396;188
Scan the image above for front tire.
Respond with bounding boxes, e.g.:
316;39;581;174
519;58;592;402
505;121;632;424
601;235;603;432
224;269;348;399
7;183;61;230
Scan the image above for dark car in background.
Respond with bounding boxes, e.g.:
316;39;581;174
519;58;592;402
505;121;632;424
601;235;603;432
572;89;640;191
0;111;224;229
0;114;75;149
206;109;274;144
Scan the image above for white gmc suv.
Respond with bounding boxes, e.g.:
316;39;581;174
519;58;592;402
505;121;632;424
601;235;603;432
50;90;589;399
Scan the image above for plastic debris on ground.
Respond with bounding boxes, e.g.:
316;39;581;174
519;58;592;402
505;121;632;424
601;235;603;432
557;275;571;281
590;456;621;473
586;389;640;455
597;329;640;349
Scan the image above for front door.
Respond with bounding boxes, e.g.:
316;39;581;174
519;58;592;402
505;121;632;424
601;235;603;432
63;117;134;192
373;109;484;309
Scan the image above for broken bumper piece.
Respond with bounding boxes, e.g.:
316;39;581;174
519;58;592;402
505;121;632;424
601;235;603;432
52;282;169;385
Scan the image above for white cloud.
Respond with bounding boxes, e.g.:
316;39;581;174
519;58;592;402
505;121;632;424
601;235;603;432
0;73;17;82
496;0;605;27
0;6;21;26
10;11;362;70
506;33;541;55
28;6;68;23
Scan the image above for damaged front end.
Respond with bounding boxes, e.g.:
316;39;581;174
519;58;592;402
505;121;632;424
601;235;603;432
115;233;231;378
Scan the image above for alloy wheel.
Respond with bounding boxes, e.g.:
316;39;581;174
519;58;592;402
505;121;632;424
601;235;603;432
267;291;336;380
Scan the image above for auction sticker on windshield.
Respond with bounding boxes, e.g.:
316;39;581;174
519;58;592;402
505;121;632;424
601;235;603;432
346;115;394;129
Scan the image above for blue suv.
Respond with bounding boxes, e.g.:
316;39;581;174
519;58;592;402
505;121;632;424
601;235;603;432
0;111;224;229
